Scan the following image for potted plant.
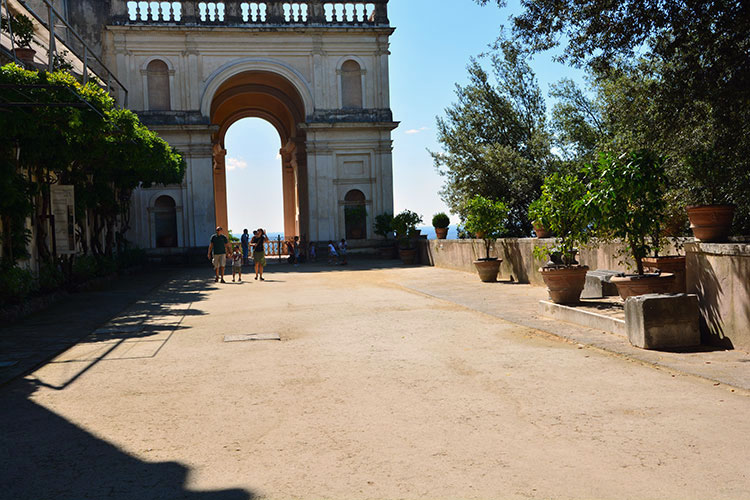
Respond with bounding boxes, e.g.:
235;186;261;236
373;212;396;258
683;149;735;242
528;198;552;238
432;212;450;239
463;195;508;282
392;209;423;264
1;13;36;65
535;172;593;304
585;151;675;299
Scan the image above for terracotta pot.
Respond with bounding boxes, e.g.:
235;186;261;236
540;266;589;304
610;273;676;300
15;47;36;65
434;227;448;239
398;248;417;265
686;205;735;242
377;245;397;259
474;258;502;282
642;256;686;293
533;222;552;238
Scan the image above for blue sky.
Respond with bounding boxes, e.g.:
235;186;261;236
225;0;586;234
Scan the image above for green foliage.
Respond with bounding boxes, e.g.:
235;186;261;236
373;212;394;240
392;210;423;249
38;261;65;293
431;212;450;228
534;171;593;266
463;195;509;260
431;40;554;236
527;198;548;228
1;13;35;48
0;266;36;306
345;205;367;223
584;151;667;274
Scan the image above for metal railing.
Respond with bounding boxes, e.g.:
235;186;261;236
110;0;389;26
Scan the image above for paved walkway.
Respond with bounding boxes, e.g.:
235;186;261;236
1;260;749;499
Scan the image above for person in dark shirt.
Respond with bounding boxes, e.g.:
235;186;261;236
240;228;250;266
251;228;268;281
207;226;230;283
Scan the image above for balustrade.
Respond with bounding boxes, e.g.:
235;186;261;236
112;1;388;26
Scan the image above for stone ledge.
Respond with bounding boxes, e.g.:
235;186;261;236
685;241;750;256
539;300;626;337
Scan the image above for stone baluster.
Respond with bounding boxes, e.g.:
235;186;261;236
181;1;198;24
109;0;129;24
309;0;325;24
266;1;284;24
225;0;243;24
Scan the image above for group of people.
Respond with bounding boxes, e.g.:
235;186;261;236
207;226;269;283
207;226;349;284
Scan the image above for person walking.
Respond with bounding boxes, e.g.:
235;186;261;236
338;238;348;265
251;228;268;280
207;226;230;283
231;245;243;282
327;240;338;265
293;236;301;266
309;241;317;262
240;228;250;266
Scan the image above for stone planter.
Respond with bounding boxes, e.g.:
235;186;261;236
540;266;589;304
642;256;686;293
686;205;735;242
610;273;676;300
473;258;502;282
398;248;417;265
434;227;448;239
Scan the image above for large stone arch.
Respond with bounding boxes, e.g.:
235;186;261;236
209;68;309;240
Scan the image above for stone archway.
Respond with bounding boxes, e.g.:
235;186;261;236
210;70;309;239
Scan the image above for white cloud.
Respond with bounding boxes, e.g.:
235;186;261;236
405;126;429;135
226;157;248;171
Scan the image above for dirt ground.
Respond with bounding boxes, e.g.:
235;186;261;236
1;262;749;499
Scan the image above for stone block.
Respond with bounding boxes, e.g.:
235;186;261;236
581;270;624;299
625;294;700;350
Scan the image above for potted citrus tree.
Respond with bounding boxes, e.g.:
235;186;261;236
585;151;676;299
528;198;552;238
683;149;735;242
373;212;396;258
535;172;593;304
463;195;508;282
431;212;450;239
1;13;36;65
392;209;423;264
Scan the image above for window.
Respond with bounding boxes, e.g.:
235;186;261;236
147;60;171;111
340;60;363;109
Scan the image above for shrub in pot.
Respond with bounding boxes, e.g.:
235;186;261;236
535;172;593;304
682;149;735;242
584;151;676;299
528;198;552;238
392;209;423;264
1;13;36;64
432;212;450;239
463;195;508;282
373;212;396;258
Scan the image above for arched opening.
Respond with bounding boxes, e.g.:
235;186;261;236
344;189;367;240
224;118;283;235
210;70;308;241
340;60;363;109
153;195;178;248
146;59;170;110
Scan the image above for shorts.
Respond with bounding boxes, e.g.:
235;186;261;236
212;253;226;269
253;251;266;266
233;265;242;271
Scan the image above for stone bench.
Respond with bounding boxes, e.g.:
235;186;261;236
581;270;624;299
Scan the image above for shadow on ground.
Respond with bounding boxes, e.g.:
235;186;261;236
0;379;254;499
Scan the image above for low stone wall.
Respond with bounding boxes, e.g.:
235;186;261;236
686;242;750;351
421;238;684;286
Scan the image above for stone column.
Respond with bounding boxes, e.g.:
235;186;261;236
213;144;229;233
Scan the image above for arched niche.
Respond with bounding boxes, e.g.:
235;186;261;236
340;59;363;109
146;59;171;111
154;195;178;248
344;189;367;239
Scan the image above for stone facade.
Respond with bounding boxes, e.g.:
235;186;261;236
41;1;396;250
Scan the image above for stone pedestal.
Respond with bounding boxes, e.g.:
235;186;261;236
625;294;700;350
581;270;624;299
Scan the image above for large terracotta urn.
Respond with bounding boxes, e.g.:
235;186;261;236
540;266;589;304
398;248;417;265
435;227;449;239
642;256;686;293
610;273;676;300
474;258;502;282
686;205;735;242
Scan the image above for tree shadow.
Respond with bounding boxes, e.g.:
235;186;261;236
691;253;734;349
0;379;254;500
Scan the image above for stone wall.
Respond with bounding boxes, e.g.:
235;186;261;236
686;242;750;351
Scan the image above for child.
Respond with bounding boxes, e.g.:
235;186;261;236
338;238;348;265
231;245;243;282
309;241;317;262
327;240;338;265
